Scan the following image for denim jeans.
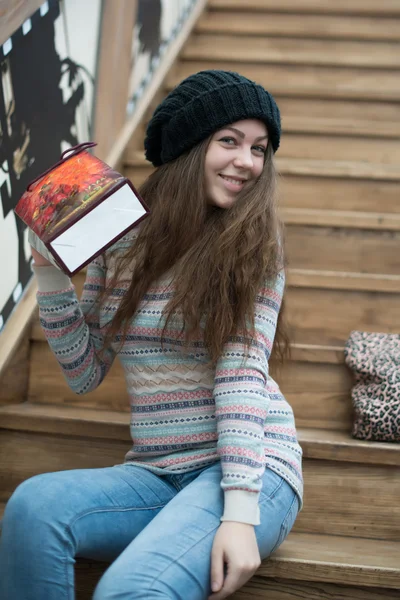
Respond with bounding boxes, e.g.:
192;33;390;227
0;461;299;600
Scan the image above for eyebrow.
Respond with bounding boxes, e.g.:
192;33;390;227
222;126;268;142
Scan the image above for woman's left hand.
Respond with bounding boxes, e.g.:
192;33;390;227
208;521;261;600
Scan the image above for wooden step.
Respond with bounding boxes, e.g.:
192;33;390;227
198;12;400;41
279;134;400;164
280;175;400;214
1;404;399;540
294;457;400;540
286;285;400;346
29;248;400;348
28;321;353;431
284;220;400;276
183;34;400;69
1;403;399;467
4;474;396;598
264;533;400;588
209;0;400;17
1;427;399;541
138;99;400;140
125;166;400;214
276;97;400;127
281;115;400;139
75;565;400;600
234;579;400;600
283;208;400;231
170;62;400;101
288;270;400;293
124;152;400;182
276;158;400;180
74;533;400;599
73;534;400;599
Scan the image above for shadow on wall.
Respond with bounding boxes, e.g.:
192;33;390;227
0;1;93;329
138;0;162;60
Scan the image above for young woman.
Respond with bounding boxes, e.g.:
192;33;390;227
0;70;303;600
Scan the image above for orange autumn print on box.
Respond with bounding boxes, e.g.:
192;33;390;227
16;151;125;241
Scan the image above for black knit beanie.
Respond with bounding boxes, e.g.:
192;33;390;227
144;70;281;167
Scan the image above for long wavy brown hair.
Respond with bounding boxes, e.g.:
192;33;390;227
100;137;289;366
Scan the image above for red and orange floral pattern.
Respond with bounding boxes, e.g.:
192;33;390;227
16;152;124;240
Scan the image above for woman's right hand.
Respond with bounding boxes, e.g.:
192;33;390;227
31;246;53;267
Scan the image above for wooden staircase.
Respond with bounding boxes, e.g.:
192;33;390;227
1;1;400;598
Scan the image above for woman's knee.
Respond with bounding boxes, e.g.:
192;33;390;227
3;472;66;531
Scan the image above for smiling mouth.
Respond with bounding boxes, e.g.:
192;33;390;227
219;174;247;186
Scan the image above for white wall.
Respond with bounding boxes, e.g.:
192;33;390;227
55;0;102;147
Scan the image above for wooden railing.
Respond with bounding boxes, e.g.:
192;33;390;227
0;0;43;45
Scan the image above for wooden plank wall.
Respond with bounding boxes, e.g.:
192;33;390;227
93;0;137;161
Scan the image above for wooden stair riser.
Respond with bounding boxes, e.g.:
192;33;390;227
27;338;353;432
170;62;400;102
276;359;353;431
0;430;125;504
208;0;400;17
0;337;30;405
1;403;398;466
38;276;398;347
197;12;400;41
182;35;400;70
293;458;400;540
273;98;400;125
1;430;399;541
136;96;400;140
129;125;400;165
124;165;400;215
279;134;400;164
280;176;400;214
285;226;400;275
74;569;400;600
286;286;400;346
232;579;400;600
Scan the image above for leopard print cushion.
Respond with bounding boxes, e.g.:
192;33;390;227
344;331;400;443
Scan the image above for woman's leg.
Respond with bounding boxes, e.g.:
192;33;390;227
94;463;299;600
0;465;180;600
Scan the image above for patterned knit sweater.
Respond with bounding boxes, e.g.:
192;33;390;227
33;230;303;525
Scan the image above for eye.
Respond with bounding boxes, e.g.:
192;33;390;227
252;145;267;155
219;136;237;145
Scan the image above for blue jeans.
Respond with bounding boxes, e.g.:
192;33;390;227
0;461;299;600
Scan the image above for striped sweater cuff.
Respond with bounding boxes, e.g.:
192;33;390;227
32;265;72;293
221;490;261;525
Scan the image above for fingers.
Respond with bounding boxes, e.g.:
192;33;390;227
210;545;224;594
208;560;260;600
209;567;241;600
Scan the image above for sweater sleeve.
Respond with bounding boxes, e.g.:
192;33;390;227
34;254;116;395
214;270;285;526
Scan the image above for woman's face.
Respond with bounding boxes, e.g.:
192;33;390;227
204;119;268;209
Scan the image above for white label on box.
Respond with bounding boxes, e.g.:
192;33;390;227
50;183;147;272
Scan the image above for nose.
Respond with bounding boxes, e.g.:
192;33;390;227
233;146;254;170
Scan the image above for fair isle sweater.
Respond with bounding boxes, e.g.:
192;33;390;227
33;230;303;525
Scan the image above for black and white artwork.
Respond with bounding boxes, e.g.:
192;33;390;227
128;0;199;114
0;0;101;331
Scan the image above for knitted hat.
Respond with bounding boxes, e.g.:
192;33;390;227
144;70;281;167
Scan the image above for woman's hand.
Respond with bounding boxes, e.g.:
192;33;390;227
30;246;52;267
208;521;261;600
